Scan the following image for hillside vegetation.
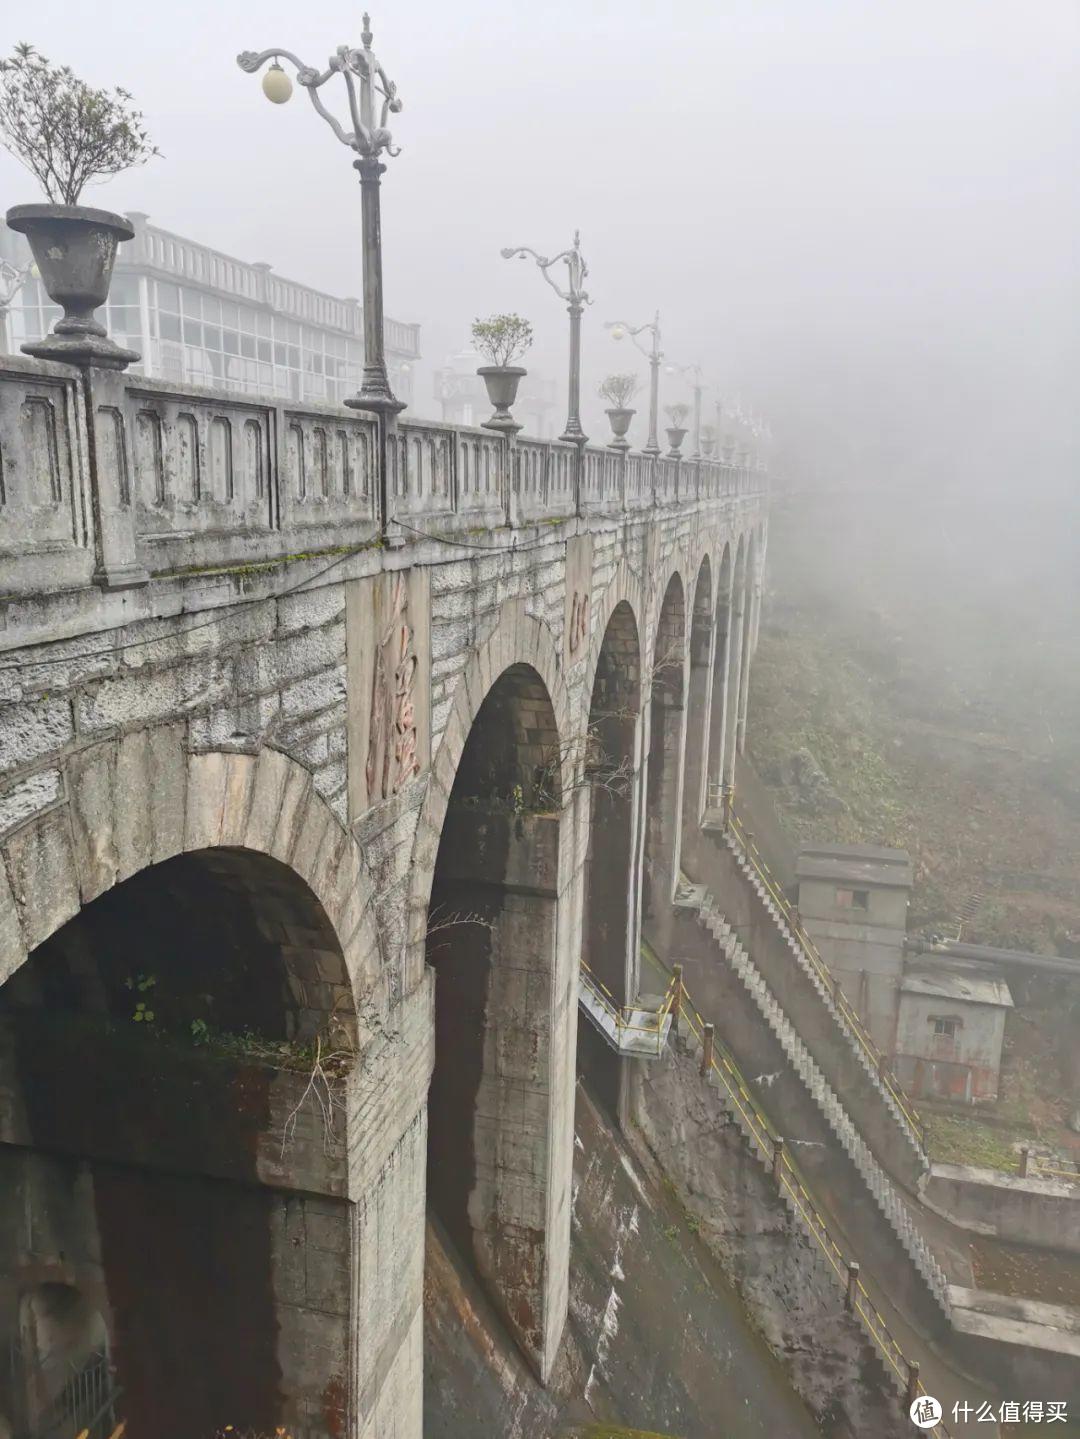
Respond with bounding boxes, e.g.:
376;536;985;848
748;488;1080;954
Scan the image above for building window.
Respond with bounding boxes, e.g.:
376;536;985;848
835;887;869;910
931;1017;960;1039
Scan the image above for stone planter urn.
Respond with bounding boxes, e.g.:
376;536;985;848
477;365;526;434
605;406;635;451
665;426;688;458
701;434;716;457
5;203;139;368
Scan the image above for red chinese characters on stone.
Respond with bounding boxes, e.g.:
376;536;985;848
568;590;589;655
366;574;422;802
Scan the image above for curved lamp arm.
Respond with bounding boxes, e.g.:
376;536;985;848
501;230;591;306
605;315;661;363
238;16;404;160
666;360;703;385
0;258;33;308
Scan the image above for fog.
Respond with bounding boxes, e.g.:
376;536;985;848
0;0;1076;501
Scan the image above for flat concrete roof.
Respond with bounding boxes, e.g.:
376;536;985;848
901;969;1014;1009
796;842;913;889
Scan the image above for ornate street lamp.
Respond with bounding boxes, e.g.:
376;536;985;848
501;231;590;446
237;15;405;414
605;312;662;456
711;396;724;459
664;360;705;459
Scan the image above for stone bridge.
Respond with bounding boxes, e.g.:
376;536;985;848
0;352;766;1439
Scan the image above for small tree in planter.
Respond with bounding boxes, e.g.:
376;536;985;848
1;43;161;366
471;313;533;433
664;402;690;457
598;372;641;450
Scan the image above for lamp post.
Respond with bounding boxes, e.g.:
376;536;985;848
713;396;724;458
665;360;705;459
501;231;590;445
238;14;405;414
605;311;662;457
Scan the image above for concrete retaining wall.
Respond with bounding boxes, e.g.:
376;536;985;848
926;1162;1080;1254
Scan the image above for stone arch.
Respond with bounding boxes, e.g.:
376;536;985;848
748;519;769;655
406;598;572;976
680;552;714;843
408;600;577;1383
578;597;643;1111
0;738;385;1439
0;738;380;1024
642;570;687;952
643;552;691;684
735;529;760;757
722;534;750;790
705;541;735;807
580;559;646;719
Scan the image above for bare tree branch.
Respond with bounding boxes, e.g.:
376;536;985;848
0;44;160;204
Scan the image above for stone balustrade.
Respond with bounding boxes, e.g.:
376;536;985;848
0;353;765;600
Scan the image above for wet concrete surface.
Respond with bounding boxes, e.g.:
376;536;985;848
424;1082;825;1438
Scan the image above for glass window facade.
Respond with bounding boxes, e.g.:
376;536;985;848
5;268;415;407
143;279;366;402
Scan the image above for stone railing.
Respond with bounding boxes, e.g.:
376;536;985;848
0;353;765;598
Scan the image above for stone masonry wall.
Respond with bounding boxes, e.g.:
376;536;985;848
0;455;764;1438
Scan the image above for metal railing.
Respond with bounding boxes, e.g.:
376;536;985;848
8;1341;121;1439
578;959;676;1055
662;962;952;1437
975;1145;1080;1186
719;791;927;1151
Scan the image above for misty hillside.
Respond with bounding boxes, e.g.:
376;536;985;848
750;487;1080;955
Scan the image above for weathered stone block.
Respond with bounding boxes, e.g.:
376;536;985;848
66;743;117;901
77;657;235;735
2;805;80;953
0;767;63;840
0;861;23;988
0;695;73;774
184;749;229;854
147;722;188;864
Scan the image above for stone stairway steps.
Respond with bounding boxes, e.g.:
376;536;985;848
671;1018;912;1408
722;832;927;1173
696;893;950;1317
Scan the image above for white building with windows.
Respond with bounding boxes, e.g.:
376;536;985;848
0;212;420;407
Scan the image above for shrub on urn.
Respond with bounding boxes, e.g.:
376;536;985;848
664;402;690;457
472;313;533;433
0;43;160;367
599;372;640;450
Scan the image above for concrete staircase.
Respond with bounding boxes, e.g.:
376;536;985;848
698;890;950;1319
718;824;929;1185
578;967;672;1057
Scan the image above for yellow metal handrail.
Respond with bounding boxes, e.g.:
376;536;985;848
725;803;927;1149
960;1150;1080;1185
1032;1163;1080;1183
579;959;676;1040
664;965;951;1437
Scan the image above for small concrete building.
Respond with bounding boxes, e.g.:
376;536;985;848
893;964;1013;1104
795;843;912;1052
